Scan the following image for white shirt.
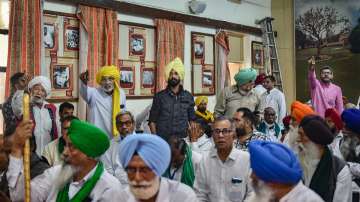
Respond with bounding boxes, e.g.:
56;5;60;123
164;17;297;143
168;150;203;182
42;138;63;166
279;182;324;202
123;177;198;202
259;88;287;125
253;84;266;98
101;132;136;186
194;147;252;202
80;82;126;138
7;156;126;202
33;104;53;157
185;135;213;155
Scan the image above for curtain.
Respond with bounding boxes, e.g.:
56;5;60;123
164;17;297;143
215;30;230;97
154;19;184;91
6;0;42;96
76;5;119;120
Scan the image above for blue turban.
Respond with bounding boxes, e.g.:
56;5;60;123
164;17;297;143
249;140;302;184
118;134;171;176
342;109;360;134
234;67;257;86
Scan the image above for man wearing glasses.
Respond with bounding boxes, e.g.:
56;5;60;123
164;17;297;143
194;117;251;202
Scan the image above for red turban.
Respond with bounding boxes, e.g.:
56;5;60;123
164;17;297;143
255;73;266;85
291;101;316;124
325;108;343;131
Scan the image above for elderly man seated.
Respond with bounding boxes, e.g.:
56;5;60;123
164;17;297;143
118;134;198;201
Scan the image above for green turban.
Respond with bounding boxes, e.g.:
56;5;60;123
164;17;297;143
68;120;110;158
234;67;258;86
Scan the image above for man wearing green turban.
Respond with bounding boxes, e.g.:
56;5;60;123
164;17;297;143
6;119;127;201
214;67;262;118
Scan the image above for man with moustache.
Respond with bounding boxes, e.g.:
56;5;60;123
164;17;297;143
149;58;196;140
214;67;260;118
308;57;343;117
297;115;352;202
11;76;59;157
119;134;198;201
102;111;136;186
6;119;126;202
233;107;275;151
194;96;214;123
194;117;251;202
80;65;127;138
248;140;323;202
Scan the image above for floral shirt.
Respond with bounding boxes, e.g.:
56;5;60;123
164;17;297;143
234;131;275;151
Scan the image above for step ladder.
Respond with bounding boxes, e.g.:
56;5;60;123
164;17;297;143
256;17;283;91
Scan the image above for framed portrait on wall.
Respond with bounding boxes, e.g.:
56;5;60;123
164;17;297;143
129;34;146;56
51;64;72;90
251;41;264;69
64;26;79;51
141;68;155;88
120;66;135;90
43;23;56;50
194;41;205;59
202;70;213;87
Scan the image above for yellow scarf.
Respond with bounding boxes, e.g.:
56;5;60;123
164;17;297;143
195;110;214;122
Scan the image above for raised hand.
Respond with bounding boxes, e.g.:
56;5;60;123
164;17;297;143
79;70;89;84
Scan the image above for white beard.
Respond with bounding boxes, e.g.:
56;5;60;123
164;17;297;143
298;141;321;186
248;178;274;202
285;125;300;154
53;163;77;192
129;176;160;200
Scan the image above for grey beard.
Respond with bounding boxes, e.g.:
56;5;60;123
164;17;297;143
248;178;274;202
53;163;77;192
340;133;360;162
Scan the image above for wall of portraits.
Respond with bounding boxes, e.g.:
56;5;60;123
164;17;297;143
43;12;79;101
119;23;156;98
191;32;215;95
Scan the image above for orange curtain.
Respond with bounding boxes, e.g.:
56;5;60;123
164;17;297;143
6;0;42;96
154;19;184;91
77;5;119;86
215;30;230;96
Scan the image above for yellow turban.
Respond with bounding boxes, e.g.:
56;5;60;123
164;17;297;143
195;96;208;107
165;57;185;80
96;65;121;137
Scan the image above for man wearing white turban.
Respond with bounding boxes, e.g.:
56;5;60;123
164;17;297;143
119;134;198;202
11;76;59;157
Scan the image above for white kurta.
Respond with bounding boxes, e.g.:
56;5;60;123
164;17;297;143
33;104;53;157
42;138;63;166
168;150;203;182
80;82;126;138
194;147;252;202
259;88;287;125
279;182;324;202
185;135;213;155
123;177;198;202
253;84;266;98
7;156;126;202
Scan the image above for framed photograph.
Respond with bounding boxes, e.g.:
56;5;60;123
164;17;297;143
51;64;72;90
65;26;79;51
120;66;135;89
141;68;155;88
194;41;205;59
129;34;145;56
202;70;213;87
251;41;264;69
43;23;55;50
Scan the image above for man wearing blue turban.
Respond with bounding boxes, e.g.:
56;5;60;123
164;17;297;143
214;67;262;118
118;134;198;201
248;140;323;202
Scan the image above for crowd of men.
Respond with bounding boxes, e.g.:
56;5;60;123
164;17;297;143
0;56;360;202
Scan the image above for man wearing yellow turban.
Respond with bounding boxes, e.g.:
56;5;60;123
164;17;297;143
214;67;262;118
194;96;214;123
149;58;196;140
79;66;126;138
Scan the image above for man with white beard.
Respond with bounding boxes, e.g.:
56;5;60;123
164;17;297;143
6;119;126;201
247;140;323;202
297;115;352;202
118;134;198;202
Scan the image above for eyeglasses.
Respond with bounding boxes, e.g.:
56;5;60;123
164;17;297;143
116;120;133;127
212;128;233;135
125;166;153;176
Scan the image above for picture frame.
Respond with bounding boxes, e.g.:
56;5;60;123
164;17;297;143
251;41;264;69
64;26;79;51
129;33;146;56
43;23;56;50
141;68;155;88
194;41;205;59
51;64;72;90
202;69;213;87
120;66;135;89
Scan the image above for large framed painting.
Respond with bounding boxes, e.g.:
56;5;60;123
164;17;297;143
251;41;264;69
295;0;360;103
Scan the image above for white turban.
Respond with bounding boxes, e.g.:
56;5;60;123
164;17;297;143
11;90;24;119
28;76;52;97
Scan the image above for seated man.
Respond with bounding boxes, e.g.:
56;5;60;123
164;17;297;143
42;115;79;166
257;107;281;140
119;134;198;201
7;120;126;201
297;115;352;202
186;118;213;154
101;111;136;186
194;117;251;202
248;140;323;202
163;136;202;187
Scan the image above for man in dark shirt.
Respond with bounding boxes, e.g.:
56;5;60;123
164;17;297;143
149;58;196;140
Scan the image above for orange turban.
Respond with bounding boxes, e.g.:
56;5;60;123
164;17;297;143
291;101;316;124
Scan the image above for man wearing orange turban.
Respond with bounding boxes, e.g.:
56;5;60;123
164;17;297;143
290;101;316;126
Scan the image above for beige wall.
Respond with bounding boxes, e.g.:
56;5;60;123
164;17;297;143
271;0;296;111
